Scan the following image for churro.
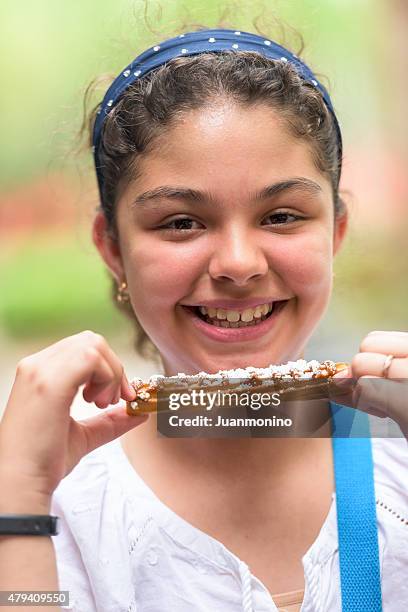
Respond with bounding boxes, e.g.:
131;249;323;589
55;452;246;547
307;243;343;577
126;359;348;415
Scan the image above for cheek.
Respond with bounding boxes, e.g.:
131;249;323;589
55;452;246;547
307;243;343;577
123;226;333;319
125;237;206;310
271;231;333;299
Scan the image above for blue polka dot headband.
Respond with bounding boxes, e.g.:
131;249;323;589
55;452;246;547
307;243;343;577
93;28;342;199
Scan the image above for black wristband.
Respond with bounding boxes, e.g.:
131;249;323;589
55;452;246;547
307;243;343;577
0;514;59;536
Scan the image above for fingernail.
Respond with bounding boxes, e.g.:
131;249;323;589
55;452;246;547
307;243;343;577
127;383;136;398
333;369;350;379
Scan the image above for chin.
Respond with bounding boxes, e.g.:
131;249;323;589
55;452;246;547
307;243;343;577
164;348;299;377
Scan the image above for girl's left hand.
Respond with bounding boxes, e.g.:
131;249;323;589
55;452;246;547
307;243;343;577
333;331;408;439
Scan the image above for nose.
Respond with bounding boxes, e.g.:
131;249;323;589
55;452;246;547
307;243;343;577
208;225;269;286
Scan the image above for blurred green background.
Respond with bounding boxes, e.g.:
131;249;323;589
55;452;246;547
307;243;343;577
0;0;407;356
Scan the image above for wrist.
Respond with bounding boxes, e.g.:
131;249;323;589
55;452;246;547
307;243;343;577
0;495;51;515
0;514;59;536
0;475;51;515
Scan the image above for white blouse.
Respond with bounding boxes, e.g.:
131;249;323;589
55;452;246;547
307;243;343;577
51;435;408;612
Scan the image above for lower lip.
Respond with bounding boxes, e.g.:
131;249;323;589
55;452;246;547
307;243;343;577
182;302;288;343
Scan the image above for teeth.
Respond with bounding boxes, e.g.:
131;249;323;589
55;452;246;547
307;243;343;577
253;306;263;319
226;310;240;322
194;302;284;328
209;317;267;329
241;308;254;322
198;301;277;324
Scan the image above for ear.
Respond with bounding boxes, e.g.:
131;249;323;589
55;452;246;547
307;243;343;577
92;211;125;283
333;207;348;256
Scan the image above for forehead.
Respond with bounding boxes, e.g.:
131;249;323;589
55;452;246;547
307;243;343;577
133;102;332;199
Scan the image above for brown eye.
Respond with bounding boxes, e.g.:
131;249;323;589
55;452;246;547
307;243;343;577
160;217;204;231
171;218;195;230
262;212;303;225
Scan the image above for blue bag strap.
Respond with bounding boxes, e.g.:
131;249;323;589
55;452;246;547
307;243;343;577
330;402;383;612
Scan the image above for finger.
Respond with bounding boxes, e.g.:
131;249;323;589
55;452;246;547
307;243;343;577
332;377;389;418
353;376;389;418
120;374;137;402
84;373;133;409
367;330;408;337
80;350;118;407
33;332;134;405
88;372;135;405
329;377;378;415
329;375;355;405
43;340;117;403
353;376;408;428
351;352;408;379
85;335;135;401
360;333;408;357
77;404;149;455
332;367;351;379
88;335;126;389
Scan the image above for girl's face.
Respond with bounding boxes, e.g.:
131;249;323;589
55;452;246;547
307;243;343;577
100;103;347;375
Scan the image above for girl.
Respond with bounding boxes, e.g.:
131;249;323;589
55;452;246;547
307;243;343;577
1;27;408;612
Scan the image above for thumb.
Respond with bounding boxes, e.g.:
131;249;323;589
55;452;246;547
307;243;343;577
353;376;408;427
74;402;148;457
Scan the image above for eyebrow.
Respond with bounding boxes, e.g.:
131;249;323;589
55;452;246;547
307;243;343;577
130;177;322;208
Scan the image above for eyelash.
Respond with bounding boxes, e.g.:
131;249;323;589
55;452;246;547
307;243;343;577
261;212;305;226
157;211;305;233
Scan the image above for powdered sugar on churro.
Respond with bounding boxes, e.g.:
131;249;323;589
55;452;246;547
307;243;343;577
131;359;343;391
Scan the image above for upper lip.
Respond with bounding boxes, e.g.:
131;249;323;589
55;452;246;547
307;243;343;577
182;298;290;311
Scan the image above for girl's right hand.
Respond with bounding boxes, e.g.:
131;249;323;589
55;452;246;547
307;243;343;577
0;330;148;511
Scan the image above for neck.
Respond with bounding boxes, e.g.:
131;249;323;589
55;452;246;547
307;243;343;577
122;400;333;487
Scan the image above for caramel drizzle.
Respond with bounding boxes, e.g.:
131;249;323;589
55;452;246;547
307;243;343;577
126;360;348;415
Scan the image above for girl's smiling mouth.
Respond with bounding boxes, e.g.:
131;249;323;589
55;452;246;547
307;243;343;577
181;299;290;342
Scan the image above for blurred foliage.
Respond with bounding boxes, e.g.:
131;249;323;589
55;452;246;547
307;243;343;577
0;0;385;188
0;234;128;342
333;227;408;330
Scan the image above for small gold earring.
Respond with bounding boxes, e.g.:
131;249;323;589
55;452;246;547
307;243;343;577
116;280;130;303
